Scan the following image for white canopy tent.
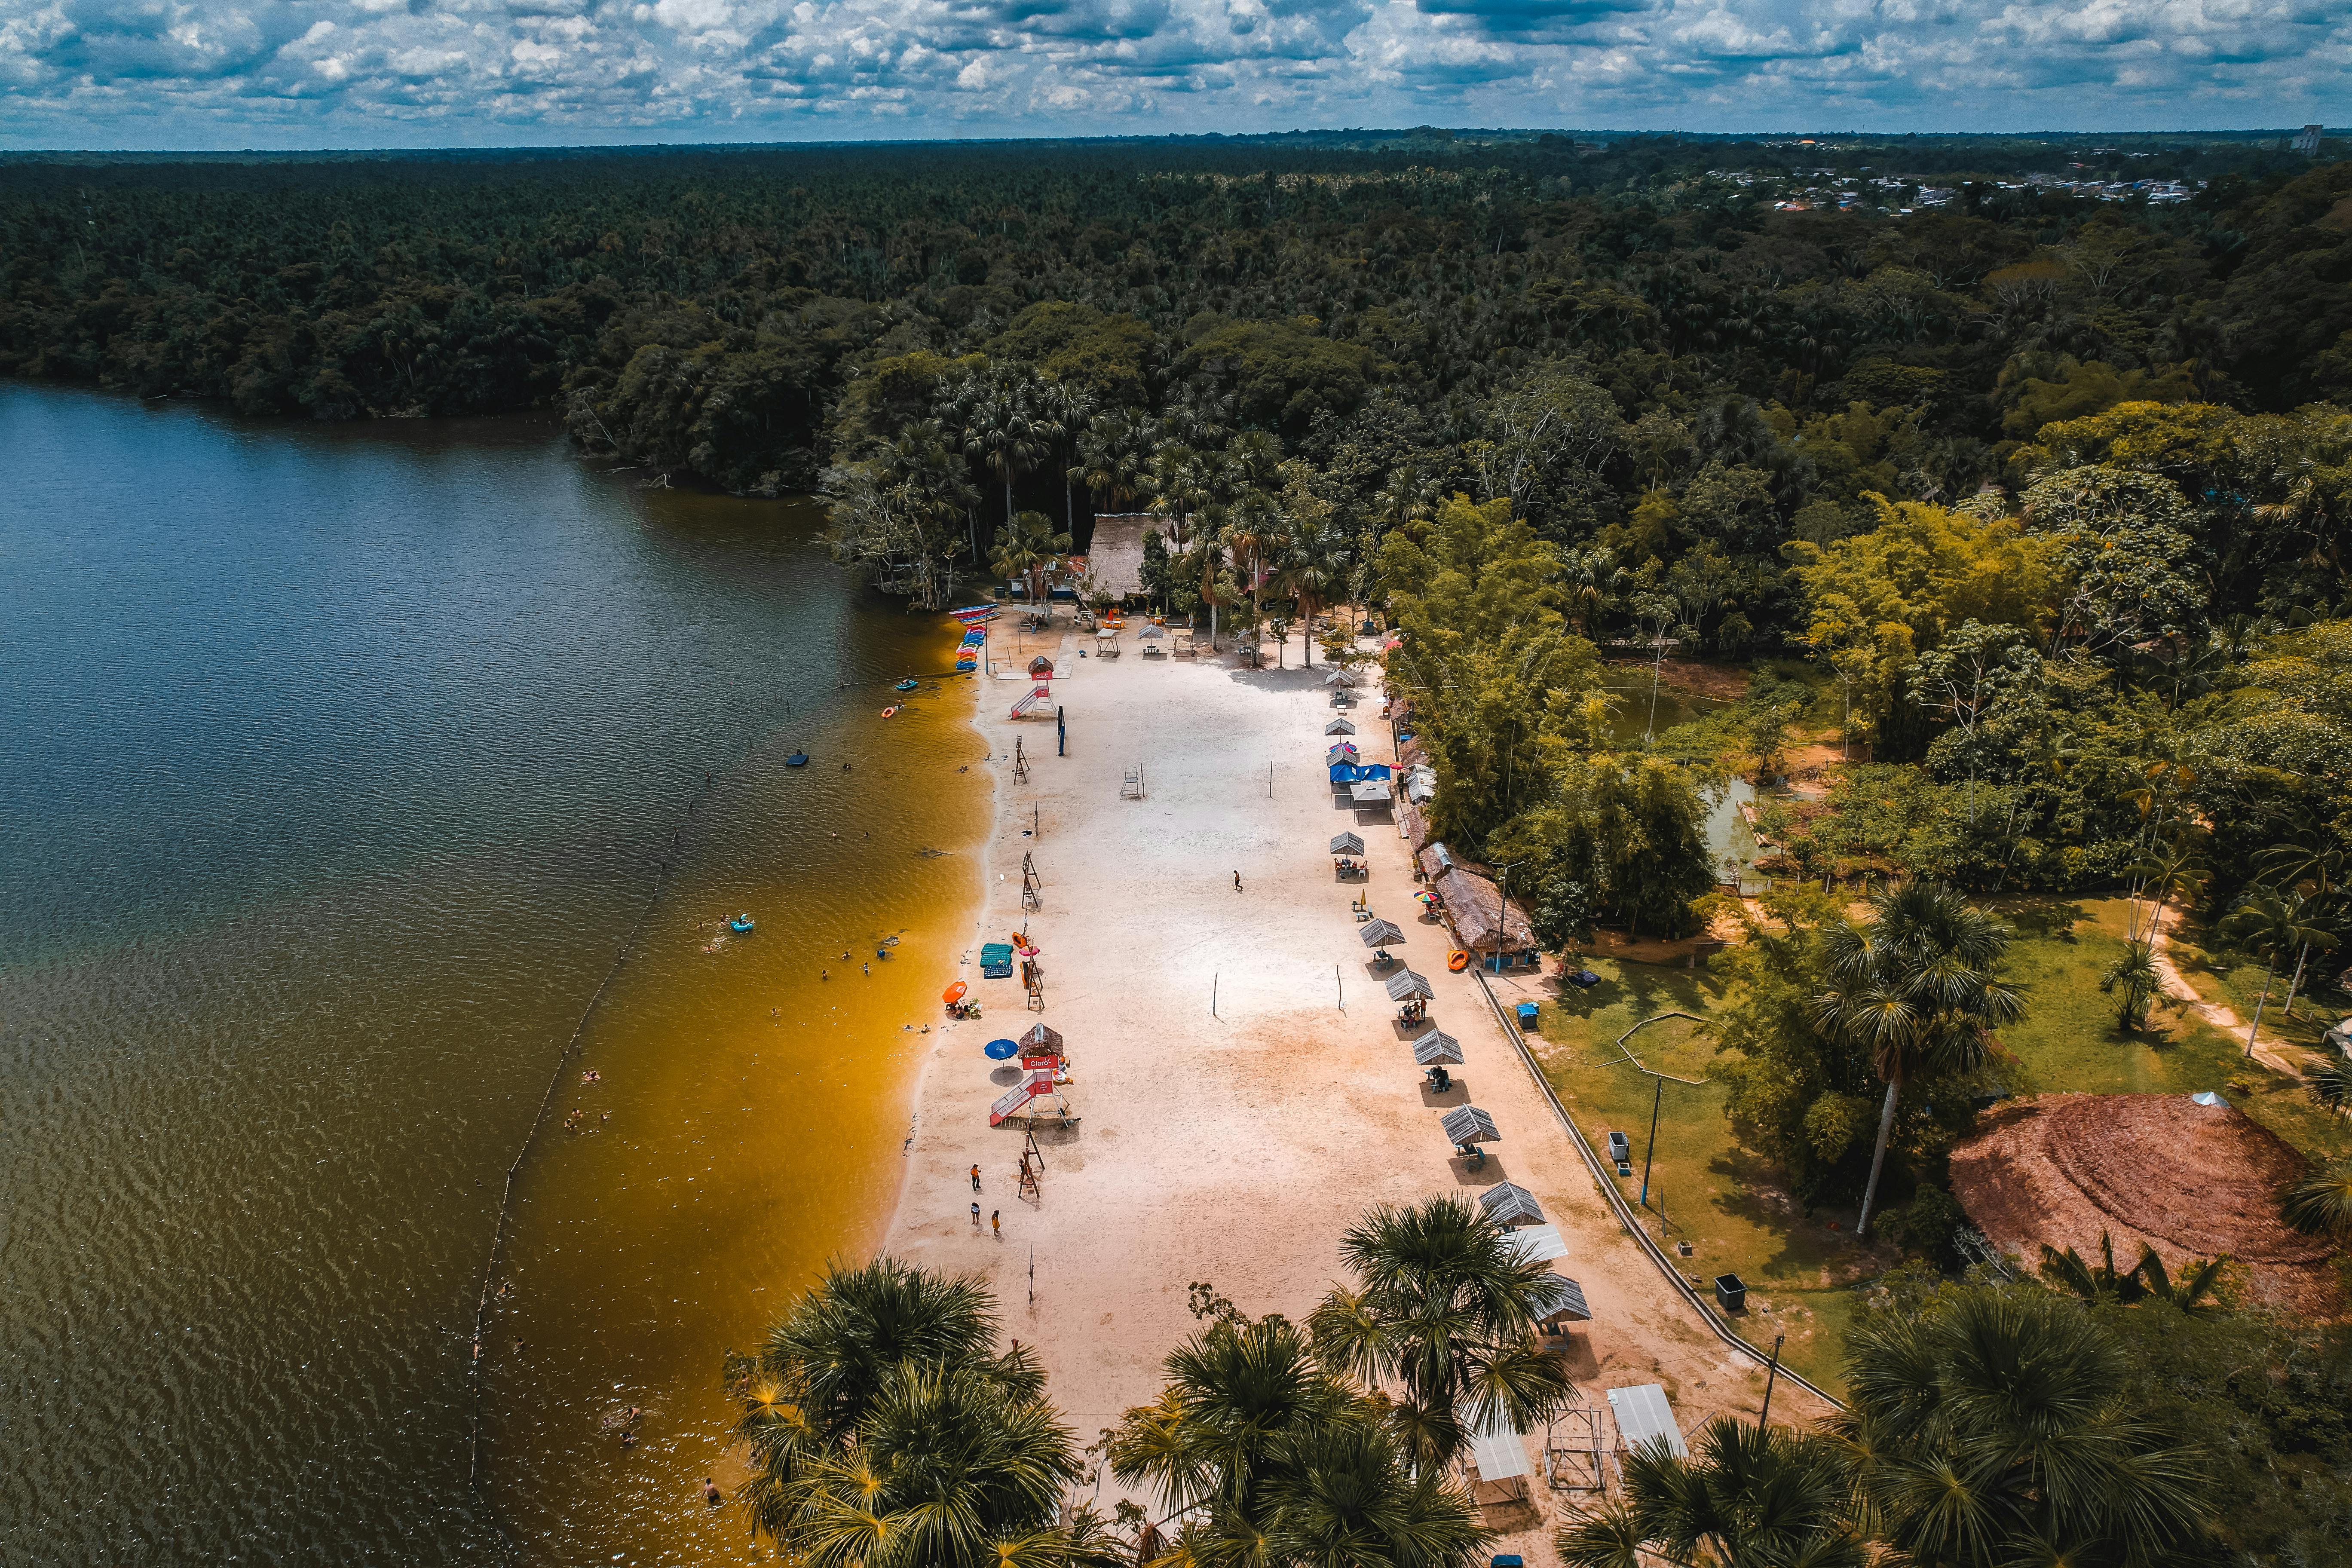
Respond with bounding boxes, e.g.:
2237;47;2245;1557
1500;1222;1569;1263
1607;1384;1689;1459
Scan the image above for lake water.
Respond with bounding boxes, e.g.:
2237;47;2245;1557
0;386;987;1565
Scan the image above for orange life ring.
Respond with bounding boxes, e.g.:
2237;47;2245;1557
942;981;968;1004
1447;950;1471;972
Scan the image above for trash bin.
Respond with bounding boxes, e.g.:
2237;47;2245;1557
1713;1273;1747;1312
1607;1131;1630;1164
1514;1001;1539;1030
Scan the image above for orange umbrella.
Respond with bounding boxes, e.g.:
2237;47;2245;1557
942;981;968;1004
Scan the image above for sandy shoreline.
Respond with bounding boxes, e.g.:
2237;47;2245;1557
881;623;1829;1558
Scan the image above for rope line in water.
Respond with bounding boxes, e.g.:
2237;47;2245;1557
464;770;716;1495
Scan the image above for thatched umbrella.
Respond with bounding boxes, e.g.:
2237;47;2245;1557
1384;968;1434;1002
1360;918;1406;951
1329;832;1366;856
1325;668;1360;687
1138;622;1164;639
1325;717;1357;736
1440;1105;1501;1144
1411;1028;1463;1066
1477;1181;1544;1226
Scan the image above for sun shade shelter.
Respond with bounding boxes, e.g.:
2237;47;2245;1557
1329;832;1367;856
1412;1027;1464;1066
1477;1181;1544;1227
1385;968;1434;1002
1360;918;1406;949
1018;1022;1064;1054
1325;718;1356;736
1501;1223;1569;1264
1528;1271;1592;1325
1325;668;1360;687
1326;744;1360;766
1607;1385;1689;1459
1441;1105;1501;1145
1458;1404;1532;1487
1351;781;1395;804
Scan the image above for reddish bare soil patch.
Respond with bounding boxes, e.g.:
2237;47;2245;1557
1950;1094;2341;1315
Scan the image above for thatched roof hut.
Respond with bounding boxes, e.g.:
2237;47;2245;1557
1436;866;1535;954
1478;1181;1544;1226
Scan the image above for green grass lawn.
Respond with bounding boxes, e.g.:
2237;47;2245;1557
1997;896;2352;1171
1518;899;2352;1398
1524;958;1876;1394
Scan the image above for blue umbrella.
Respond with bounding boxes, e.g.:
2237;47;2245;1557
984;1039;1020;1060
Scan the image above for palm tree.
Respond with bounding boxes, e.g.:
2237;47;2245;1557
2309;1054;2352;1119
1308;1196;1573;1472
2280;1162;2352;1243
2099;939;2162;1030
1557;1417;1864;1568
991;510;1072;620
2259;835;2348;1017
2039;1231;2228;1309
1146;441;1212;552
1834;1286;2213;1567
1561;544;1623;640
1109;1310;1486;1568
1277;514;1347;668
1037;379;1097;539
1813;882;2024;1237
963;374;1058;539
1073;408;1150;521
1372;462;1439;546
2222;889;2335;1059
2124;842;2205;944
724;1259;1103;1568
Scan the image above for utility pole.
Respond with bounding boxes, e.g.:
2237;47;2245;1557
1639;1075;1665;1210
1493;858;1525;975
1759;1334;1787;1426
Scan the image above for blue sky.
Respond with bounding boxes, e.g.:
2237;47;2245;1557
0;0;2343;149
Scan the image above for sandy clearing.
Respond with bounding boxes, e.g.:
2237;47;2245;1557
882;628;1828;1557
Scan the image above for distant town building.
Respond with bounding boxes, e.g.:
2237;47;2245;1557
2293;124;2325;156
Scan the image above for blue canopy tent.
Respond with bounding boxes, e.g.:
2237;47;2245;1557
1328;762;1395;784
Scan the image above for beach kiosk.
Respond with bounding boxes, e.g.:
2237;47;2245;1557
1606;1384;1690;1461
1501;1223;1569;1264
1477;1181;1544;1228
1440;1105;1500;1170
1330;831;1367;879
1457;1403;1534;1501
1411;1027;1462;1090
1386;967;1434;1022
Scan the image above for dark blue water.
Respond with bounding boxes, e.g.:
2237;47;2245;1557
0;386;975;1564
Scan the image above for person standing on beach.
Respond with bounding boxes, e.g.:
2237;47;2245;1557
970;1202;981;1227
1234;870;1243;892
991;1210;1001;1238
970;1164;981;1192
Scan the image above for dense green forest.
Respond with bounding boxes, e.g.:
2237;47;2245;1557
5;135;2351;930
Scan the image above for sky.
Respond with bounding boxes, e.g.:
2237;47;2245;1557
0;0;2344;150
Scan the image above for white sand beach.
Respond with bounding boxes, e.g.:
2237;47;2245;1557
883;624;1830;1557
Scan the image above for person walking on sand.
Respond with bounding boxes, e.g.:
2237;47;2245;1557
990;1210;1001;1238
1234;870;1242;892
970;1164;981;1193
970;1202;981;1228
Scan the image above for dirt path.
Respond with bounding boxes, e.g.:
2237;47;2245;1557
2145;904;2311;1079
882;629;1828;1562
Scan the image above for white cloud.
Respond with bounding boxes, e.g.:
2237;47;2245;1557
0;0;2342;145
